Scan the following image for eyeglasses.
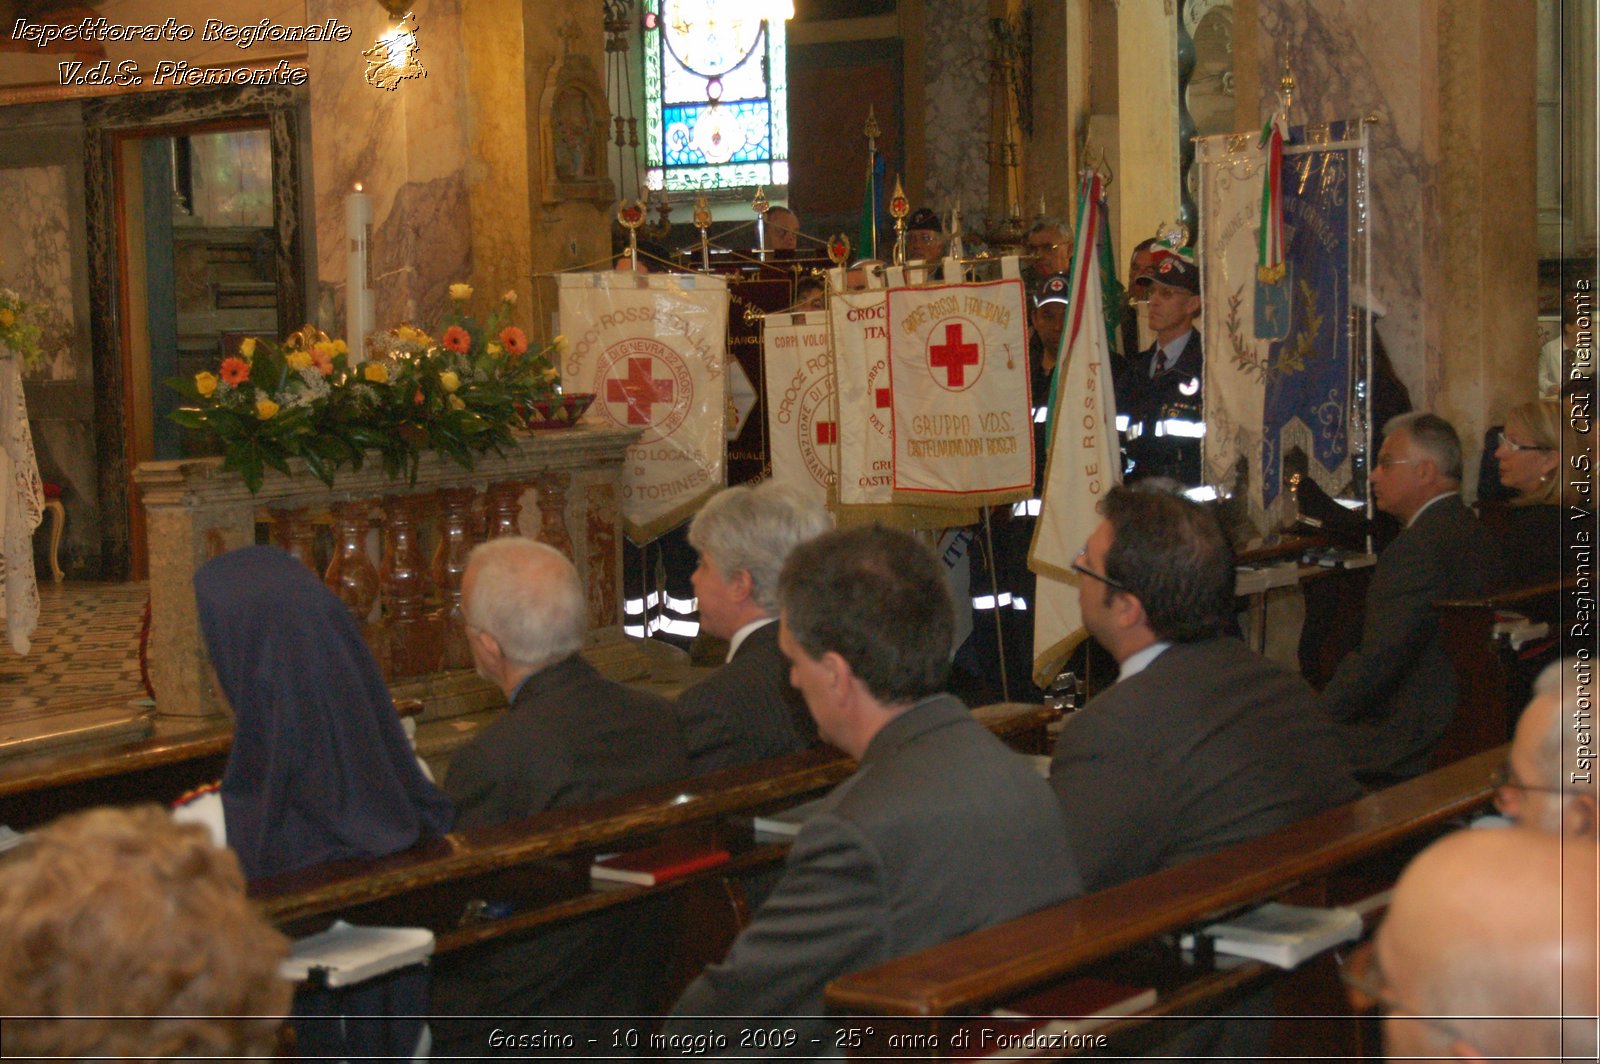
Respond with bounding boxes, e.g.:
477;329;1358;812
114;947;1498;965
1495;430;1552;453
1070;547;1131;594
1337;944;1473;1046
1374;456;1421;469
1491;760;1569;816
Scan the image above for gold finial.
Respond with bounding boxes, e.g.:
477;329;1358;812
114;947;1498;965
693;195;712;230
888;176;909;221
827;234;850;265
864;106;881;142
751;185;770;217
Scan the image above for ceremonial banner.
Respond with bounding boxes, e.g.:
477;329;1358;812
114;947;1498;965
829;288;895;506
886;280;1033;506
1030;173;1123;685
762;310;835;508
1198;121;1370;544
558;272;728;541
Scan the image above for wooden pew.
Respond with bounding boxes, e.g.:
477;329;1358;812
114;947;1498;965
1434;577;1569;768
824;747;1501;1060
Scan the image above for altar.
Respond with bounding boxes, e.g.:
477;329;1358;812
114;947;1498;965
0;349;44;658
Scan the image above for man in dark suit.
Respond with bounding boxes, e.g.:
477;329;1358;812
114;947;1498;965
1320;413;1505;783
433;536;688;1057
667;526;1082;1055
1115;250;1204;484
1050;482;1362;892
673;481;831;774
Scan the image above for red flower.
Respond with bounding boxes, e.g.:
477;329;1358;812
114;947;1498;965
220;357;250;386
499;326;528;356
442;325;471;353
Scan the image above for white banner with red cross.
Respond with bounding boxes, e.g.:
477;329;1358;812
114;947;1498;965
762;310;835;509
557;272;727;541
828;288;896;506
885;280;1034;506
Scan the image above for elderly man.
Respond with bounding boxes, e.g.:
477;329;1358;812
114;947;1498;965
666;526;1082;1055
1320;413;1504;783
1494;658;1598;837
1050;482;1361;891
1023;216;1073;292
434;537;687;1055
905;206;946;263
764;205;800;253
1367;829;1597;1061
1114;249;1204;483
674;481;832;774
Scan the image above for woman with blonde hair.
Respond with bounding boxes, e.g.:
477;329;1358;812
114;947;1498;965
1492;397;1564;586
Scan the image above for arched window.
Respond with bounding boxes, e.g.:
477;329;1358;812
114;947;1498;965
642;0;789;194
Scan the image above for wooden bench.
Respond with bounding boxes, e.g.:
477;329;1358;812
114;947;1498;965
1434;576;1569;767
824;747;1501;1059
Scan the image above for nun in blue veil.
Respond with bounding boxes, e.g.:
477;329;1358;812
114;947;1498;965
188;544;454;880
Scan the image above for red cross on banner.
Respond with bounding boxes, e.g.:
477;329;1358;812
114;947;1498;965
815;421;837;445
606;357;674;424
928;322;980;387
875;388;891;408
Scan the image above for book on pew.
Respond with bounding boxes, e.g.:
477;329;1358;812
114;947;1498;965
950;977;1157;1059
589;840;731;887
1179;901;1363;969
752;797;828;841
279;921;435;988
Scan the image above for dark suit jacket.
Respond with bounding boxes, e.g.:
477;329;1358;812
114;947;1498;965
672;621;818;775
433;656;688;1057
1115;329;1204;483
1320;494;1505;781
1050;637;1363;892
666;694;1082;1057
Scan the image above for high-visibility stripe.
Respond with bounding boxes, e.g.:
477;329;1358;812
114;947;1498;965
1011;499;1042;517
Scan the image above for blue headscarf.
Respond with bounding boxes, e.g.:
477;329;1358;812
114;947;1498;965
194;545;454;880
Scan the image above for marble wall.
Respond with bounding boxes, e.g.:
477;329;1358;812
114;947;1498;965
922;0;991;220
0;166;77;383
1246;0;1538;474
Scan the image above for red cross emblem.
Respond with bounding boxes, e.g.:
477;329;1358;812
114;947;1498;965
605;357;674;424
815;421;837;446
928;322;980;389
875;387;891;409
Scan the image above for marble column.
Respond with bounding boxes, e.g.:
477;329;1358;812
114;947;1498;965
1116;0;1183;261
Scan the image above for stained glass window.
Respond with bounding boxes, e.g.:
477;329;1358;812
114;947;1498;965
643;0;789;194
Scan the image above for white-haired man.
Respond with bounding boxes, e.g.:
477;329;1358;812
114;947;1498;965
675;481;833;773
434;537;687;1055
1494;657;1598;838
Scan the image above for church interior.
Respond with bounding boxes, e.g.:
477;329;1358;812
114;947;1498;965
0;0;1595;1057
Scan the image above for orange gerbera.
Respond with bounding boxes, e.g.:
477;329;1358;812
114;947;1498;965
220;357;250;386
442;325;472;354
499;326;528;356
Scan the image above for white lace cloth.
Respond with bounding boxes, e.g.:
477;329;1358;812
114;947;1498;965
0;346;43;655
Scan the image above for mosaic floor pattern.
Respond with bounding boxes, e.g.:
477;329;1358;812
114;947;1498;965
0;581;149;726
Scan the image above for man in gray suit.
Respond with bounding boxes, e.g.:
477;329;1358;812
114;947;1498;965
1050;482;1362;892
667;526;1082;1055
673;481;831;774
1320;413;1505;783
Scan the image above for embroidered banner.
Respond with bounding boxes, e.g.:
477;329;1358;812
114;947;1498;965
828;288;895;506
558;272;728;541
886;279;1034;507
762;310;835;508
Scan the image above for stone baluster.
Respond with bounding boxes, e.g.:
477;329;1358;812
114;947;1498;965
268;506;319;572
432;487;478;671
585;482;621;629
379;493;442;677
324;501;380;625
485;481;526;539
533;470;575;560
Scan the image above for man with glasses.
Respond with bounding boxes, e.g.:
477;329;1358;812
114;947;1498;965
1494;658;1598;837
1319;412;1505;784
1022;217;1073;294
1049;483;1361;892
1359;828;1596;1061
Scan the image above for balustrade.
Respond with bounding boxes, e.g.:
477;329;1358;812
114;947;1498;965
134;425;641;718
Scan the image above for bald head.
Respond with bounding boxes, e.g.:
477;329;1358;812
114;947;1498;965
1504;659;1599;838
1376;829;1598;1061
461;537;585;693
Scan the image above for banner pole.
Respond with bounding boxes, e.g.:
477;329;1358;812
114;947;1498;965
980;507;1010;703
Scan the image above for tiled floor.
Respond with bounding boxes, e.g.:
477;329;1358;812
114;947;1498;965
0;581;149;727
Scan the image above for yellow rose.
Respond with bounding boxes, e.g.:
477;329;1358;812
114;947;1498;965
286;350;313;370
195;371;218;397
502;288;518;305
313;339;337;359
255;398;280;419
333;338;349;355
552;335;569;355
395;325;420;343
543;367;560;382
239;337;257;359
486;342;502;357
363;362;389;383
449;283;473;302
449;395;466;411
439;370;460;393
0;309;13;328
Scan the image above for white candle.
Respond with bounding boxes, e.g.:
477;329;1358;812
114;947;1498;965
346;182;373;363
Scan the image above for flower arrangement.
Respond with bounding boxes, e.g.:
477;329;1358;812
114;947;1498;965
0;288;46;369
166;284;571;493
